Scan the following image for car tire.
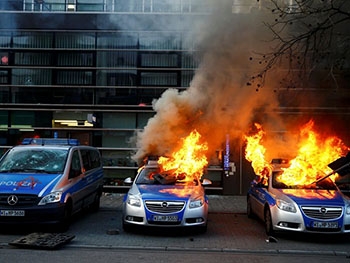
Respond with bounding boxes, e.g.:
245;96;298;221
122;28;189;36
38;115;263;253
197;224;208;234
247;196;254;218
264;207;274;235
57;201;72;232
122;221;132;232
90;193;101;212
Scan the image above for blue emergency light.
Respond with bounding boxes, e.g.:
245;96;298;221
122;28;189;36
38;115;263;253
21;138;80;146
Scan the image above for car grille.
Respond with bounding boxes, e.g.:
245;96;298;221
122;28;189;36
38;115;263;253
0;194;39;207
301;206;343;220
145;201;185;213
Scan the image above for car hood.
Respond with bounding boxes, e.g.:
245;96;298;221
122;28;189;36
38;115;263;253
132;184;203;201
0;173;62;196
277;188;345;206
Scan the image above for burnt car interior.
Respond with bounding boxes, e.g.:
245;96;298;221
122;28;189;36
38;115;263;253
136;168;198;186
272;171;337;190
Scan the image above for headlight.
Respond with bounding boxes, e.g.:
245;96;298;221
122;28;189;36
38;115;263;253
127;195;141;207
189;197;204;209
276;199;297;213
346;205;350;215
38;192;62;205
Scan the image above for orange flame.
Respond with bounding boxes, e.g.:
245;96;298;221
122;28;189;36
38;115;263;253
244;123;272;183
158;130;208;181
244;120;349;186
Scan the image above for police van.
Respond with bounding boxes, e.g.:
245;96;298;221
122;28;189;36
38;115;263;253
0;138;104;231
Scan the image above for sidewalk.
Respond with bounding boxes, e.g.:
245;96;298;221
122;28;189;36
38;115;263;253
100;193;247;214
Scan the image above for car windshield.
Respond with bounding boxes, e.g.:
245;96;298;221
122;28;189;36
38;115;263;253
0;148;68;174
272;171;337;190
135;167;198;186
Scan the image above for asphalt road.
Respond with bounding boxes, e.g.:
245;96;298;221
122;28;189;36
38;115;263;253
0;194;350;263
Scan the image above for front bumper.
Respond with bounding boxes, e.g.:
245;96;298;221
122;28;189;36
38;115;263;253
123;202;208;228
0;203;66;225
271;205;350;234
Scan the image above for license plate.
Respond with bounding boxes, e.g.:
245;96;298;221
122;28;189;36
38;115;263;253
312;221;338;228
153;215;178;222
0;210;25;217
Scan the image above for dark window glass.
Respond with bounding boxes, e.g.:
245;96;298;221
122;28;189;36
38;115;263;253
56;71;93;85
57;52;93;66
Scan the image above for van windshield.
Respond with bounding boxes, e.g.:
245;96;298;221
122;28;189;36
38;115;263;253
0;148;68;174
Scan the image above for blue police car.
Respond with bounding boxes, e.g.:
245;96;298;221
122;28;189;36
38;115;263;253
122;160;211;233
0;138;104;230
247;159;350;235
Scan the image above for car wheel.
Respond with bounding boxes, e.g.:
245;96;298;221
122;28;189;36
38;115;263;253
90;193;101;212
264;207;274;235
122;221;132;232
57;201;72;232
197;224;208;234
247;196;254;218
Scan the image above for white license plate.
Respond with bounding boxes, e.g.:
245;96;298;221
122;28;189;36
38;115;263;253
153;215;178;222
312;221;338;228
0;210;25;217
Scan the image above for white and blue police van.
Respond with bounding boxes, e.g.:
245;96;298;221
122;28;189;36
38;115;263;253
0;138;104;231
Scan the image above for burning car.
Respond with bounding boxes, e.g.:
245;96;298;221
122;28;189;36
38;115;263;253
247;158;350;235
122;160;211;233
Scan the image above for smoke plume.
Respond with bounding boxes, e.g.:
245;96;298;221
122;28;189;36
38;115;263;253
132;0;286;164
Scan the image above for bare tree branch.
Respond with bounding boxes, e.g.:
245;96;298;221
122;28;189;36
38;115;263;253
250;0;350;90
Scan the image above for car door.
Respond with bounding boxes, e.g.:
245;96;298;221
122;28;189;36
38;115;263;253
250;178;268;220
79;149;103;206
68;149;85;212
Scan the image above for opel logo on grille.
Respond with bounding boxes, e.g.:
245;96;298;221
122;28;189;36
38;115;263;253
320;207;327;214
161;202;168;208
7;195;19;206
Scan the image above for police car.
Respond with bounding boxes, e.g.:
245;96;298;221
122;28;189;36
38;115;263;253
122;160;211;233
247;158;350;235
0;138;104;230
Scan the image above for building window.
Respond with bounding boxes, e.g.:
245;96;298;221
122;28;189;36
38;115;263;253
97;69;137;87
97;51;137;67
140;71;178;86
139;32;181;50
56;70;93;85
0;34;11;48
14;52;51;66
76;0;104;11
12;69;52;85
55;32;95;49
0;70;9;84
57;52;94;67
13;32;53;48
140;53;179;68
152;0;181;13
97;32;138;49
114;0;143;12
0;52;9;65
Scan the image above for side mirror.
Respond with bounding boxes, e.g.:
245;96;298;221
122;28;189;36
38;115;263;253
202;178;212;186
124;177;133;185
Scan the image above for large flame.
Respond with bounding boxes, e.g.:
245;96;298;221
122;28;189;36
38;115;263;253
244;123;272;184
244;120;349;186
158;130;208;181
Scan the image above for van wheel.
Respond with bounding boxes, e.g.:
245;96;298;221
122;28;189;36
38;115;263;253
90;193;101;212
58;202;72;232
